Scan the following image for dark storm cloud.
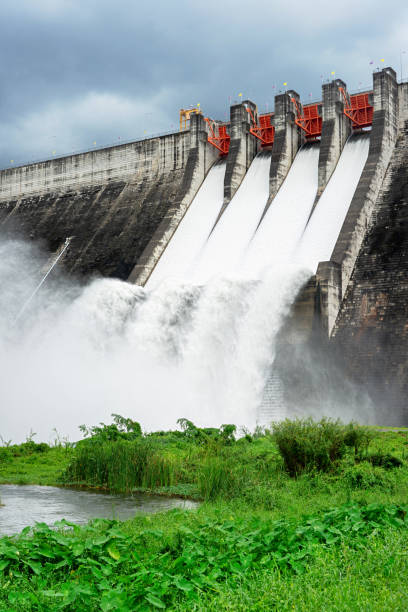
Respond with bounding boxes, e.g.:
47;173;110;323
0;0;407;166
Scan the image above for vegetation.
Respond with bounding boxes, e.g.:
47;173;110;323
271;417;372;475
1;416;408;610
0;438;73;486
1;502;408;610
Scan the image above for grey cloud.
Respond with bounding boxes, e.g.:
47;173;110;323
0;0;407;167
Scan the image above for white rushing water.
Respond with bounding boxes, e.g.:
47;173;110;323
0;134;372;442
0;238;306;442
191;152;272;284
242;143;319;279
147;161;226;289
295;133;370;270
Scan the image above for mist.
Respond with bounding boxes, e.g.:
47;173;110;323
0;236;310;444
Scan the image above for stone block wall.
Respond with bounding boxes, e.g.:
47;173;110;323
332;100;408;423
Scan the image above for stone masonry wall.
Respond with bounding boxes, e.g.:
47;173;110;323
332;109;408;424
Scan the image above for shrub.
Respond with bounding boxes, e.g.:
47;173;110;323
343;423;373;455
344;463;396;491
78;413;142;442
271;418;371;476
362;453;403;470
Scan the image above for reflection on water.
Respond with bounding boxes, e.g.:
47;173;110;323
0;485;198;536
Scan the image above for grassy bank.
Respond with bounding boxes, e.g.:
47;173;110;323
1;501;408;610
0;443;73;486
1;417;408;610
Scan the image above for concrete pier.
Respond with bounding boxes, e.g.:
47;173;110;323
223;100;258;206
316;79;351;198
268;91;302;204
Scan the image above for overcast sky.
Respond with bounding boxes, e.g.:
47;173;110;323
0;0;406;168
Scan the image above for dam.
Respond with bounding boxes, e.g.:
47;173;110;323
0;66;407;439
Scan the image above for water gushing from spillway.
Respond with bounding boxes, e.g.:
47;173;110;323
190;151;272;284
296;133;370;269
147;161;227;289
0;135;371;442
242;143;319;279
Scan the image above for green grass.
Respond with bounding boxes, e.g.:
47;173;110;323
1;418;408;609
0;501;408;610
0;446;73;486
193;527;408;611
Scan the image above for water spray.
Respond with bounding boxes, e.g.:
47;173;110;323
14;237;72;323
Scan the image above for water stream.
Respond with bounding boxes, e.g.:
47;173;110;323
0;485;198;536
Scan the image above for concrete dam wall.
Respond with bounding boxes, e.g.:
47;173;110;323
1;66;407;426
0;116;218;279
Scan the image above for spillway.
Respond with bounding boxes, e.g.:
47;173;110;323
147;161;226;289
295;133;370;271
242;143;320;279
257;133;371;424
190;152;272;284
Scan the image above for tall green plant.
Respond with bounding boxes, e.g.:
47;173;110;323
272;417;372;476
63;438;170;492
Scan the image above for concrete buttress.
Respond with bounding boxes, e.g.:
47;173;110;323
331;67;399;298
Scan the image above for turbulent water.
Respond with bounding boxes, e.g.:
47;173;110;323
0;238;306;443
0;135;372;443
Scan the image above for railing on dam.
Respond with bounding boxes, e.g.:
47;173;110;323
0;128;189;172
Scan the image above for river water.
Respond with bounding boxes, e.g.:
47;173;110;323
0;485;198;536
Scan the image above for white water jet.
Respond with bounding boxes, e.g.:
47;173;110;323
296;134;370;270
242;143;319;279
191;152;272;284
147;161;226;289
